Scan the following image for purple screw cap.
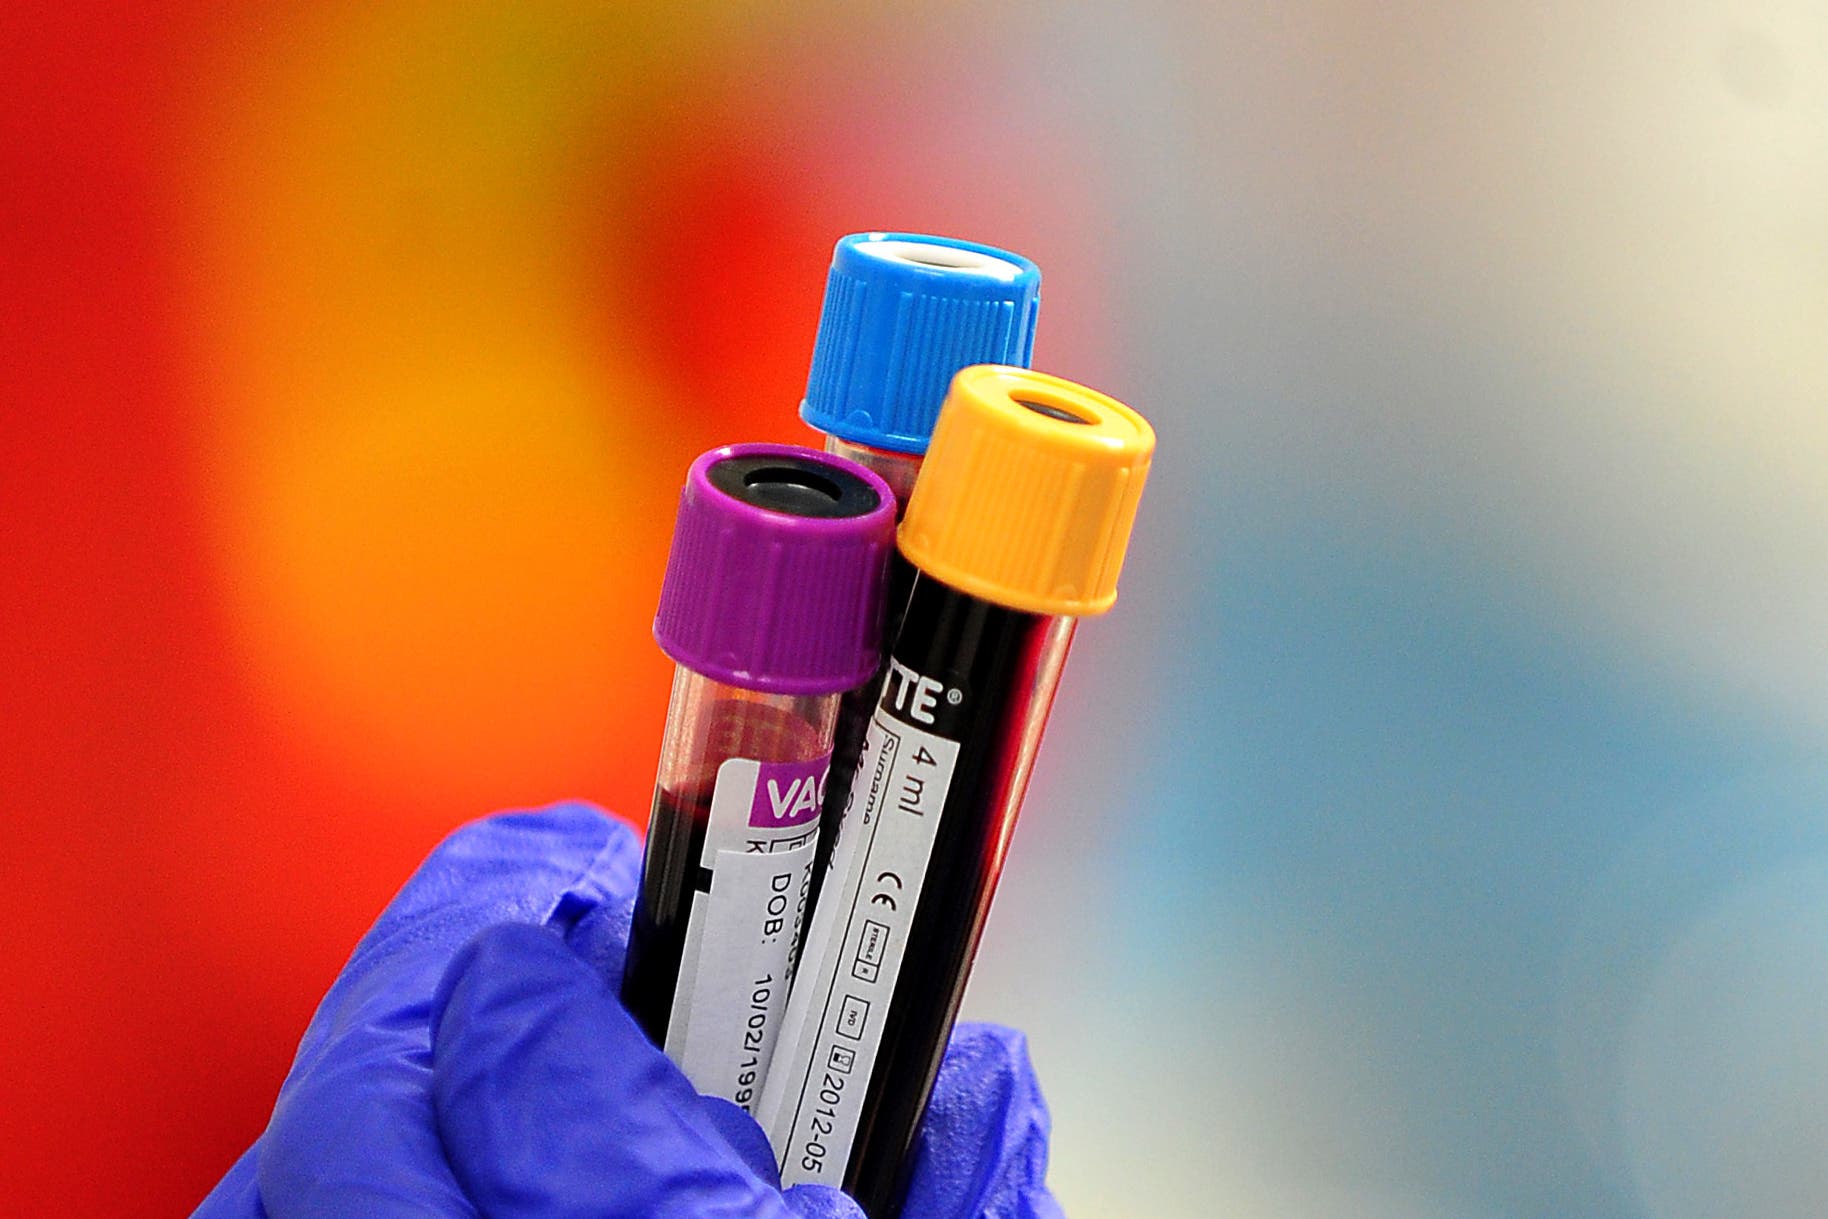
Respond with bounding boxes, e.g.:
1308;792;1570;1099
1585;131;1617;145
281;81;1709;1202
654;442;897;694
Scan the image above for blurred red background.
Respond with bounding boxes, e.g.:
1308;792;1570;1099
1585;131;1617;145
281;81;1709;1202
0;4;1109;1212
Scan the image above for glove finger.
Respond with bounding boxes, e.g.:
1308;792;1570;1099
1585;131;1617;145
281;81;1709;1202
190;1142;268;1218
684;1089;867;1218
699;1095;788;1186
688;1102;870;1218
782;1184;868;1219
258;999;475;1219
259;805;637;1219
431;922;800;1219
291;803;638;1074
901;1022;1065;1219
560;868;639;991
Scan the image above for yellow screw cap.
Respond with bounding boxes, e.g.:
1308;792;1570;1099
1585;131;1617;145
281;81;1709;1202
899;365;1155;616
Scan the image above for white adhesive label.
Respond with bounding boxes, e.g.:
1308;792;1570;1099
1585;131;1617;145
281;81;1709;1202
664;753;827;1110
757;703;961;1185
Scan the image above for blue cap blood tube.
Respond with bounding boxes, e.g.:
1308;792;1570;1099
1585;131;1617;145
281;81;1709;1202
800;231;1042;506
798;232;1042;923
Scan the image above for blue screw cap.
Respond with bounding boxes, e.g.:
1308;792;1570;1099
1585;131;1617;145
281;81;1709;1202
800;232;1041;455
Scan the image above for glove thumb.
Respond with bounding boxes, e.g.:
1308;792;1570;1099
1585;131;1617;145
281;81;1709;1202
431;922;804;1219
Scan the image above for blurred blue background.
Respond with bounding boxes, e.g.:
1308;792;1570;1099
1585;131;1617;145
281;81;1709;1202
960;4;1828;1216
4;1;1823;1214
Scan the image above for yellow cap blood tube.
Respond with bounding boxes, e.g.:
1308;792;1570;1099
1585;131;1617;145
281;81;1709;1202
758;367;1155;1214
620;443;895;1111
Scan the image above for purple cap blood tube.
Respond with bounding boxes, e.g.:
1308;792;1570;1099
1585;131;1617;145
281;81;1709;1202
621;443;895;1112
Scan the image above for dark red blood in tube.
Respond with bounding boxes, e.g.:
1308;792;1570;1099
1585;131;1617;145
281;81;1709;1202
622;698;829;1045
837;575;1068;1216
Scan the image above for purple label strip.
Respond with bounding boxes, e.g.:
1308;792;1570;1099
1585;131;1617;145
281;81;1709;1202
749;753;832;828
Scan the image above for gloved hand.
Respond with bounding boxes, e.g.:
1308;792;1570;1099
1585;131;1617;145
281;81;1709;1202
193;802;1064;1219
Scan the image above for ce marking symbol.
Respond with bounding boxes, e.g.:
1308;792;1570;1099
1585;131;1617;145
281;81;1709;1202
871;871;903;911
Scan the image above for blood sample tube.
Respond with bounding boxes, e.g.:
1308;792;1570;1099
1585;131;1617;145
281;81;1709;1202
757;366;1155;1215
797;232;1041;921
620;443;895;1112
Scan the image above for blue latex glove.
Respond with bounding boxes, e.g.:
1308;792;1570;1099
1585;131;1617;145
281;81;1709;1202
193;802;1064;1219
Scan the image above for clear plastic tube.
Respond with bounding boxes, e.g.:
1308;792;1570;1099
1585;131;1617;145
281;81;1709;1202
805;435;925;927
621;667;840;1110
823;437;921;510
